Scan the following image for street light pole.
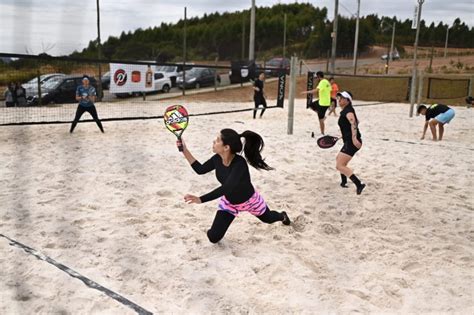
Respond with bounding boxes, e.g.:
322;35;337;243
390;21;396;62
249;0;256;61
182;7;187;96
352;0;361;75
283;13;287;58
444;26;449;58
241;13;246;60
409;0;425;117
330;0;339;74
96;0;103;101
385;21;396;74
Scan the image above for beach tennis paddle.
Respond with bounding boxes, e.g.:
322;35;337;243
164;105;189;152
316;135;340;149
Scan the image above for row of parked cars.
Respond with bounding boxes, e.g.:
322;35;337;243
229;57;290;84
22;57;290;105
23;67;221;105
24;74;102;106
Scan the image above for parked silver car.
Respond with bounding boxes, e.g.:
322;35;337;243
381;49;400;60
23;73;65;97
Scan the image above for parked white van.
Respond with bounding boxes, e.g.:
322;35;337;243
109;63;171;97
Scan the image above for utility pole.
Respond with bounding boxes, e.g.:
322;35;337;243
385;21;396;74
390;21;396;62
352;0;361;75
409;0;425;117
96;0;103;101
283;13;287;58
182;7;187;96
241;13;246;60
444;26;449;58
428;45;434;72
249;0;256;61
330;0;339;74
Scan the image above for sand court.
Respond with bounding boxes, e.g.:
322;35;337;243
0;100;473;314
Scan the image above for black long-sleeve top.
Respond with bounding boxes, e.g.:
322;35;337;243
191;154;254;204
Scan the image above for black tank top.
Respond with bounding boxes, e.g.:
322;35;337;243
338;104;361;143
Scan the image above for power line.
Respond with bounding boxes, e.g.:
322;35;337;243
339;1;356;17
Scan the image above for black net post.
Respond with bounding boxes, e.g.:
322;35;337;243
306;71;314;108
276;70;286;108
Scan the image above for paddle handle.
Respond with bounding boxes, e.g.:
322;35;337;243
177;138;183;152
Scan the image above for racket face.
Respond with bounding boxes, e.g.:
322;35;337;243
317;135;339;149
164;105;189;137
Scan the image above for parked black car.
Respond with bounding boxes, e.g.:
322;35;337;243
264;57;290;76
27;75;101;106
176;68;221;89
101;71;111;90
229;60;261;84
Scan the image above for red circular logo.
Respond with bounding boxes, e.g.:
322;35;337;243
114;69;127;86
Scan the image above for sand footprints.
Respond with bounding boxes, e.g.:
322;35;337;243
126;198;139;208
291;215;307;232
401;261;422;272
321;223;341;235
155;189;175;198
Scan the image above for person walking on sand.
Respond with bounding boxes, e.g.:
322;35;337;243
181;128;291;243
252;73;267;119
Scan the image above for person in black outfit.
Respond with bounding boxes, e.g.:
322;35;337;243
336;91;365;195
4;82;15;107
253;73;267;119
466;96;473;108
70;76;104;133
182;128;291;243
417;104;455;141
15;82;27;107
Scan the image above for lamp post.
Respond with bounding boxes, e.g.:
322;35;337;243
409;0;425;117
249;0;255;61
352;0;360;75
96;0;103;101
330;0;339;74
444;26;449;58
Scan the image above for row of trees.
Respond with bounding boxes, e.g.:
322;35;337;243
67;3;473;62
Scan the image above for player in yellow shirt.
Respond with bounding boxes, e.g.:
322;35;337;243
302;71;332;135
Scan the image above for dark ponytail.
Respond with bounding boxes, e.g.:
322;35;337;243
240;130;274;170
220;128;273;171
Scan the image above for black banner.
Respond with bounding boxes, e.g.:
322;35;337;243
276;71;286;108
306;71;314;108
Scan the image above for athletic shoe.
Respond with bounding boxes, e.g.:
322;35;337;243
357;183;366;195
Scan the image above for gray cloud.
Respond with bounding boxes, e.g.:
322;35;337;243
0;0;472;56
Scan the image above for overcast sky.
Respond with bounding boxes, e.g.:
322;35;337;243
1;0;472;56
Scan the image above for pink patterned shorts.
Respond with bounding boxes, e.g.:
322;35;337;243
218;191;267;217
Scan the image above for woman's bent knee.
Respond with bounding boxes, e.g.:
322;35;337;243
207;229;223;244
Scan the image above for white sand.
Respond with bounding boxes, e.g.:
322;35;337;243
0;100;473;314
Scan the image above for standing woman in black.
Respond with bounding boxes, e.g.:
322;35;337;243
253;73;267;119
336;91;366;195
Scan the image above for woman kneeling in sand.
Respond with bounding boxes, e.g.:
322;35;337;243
181;129;291;243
